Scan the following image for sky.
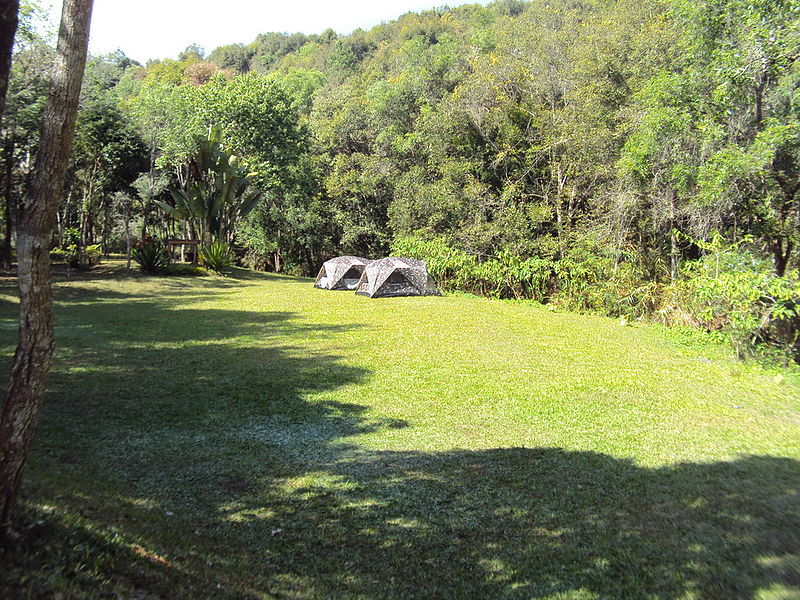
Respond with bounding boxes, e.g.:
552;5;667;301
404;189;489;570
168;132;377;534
40;0;489;64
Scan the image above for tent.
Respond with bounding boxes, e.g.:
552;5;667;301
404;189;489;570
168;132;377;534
314;256;372;290
355;257;440;298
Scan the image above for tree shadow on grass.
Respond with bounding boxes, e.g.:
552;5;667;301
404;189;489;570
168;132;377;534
126;450;798;600
38;291;380;460
252;449;797;600
0;268;271;310
6;447;798;599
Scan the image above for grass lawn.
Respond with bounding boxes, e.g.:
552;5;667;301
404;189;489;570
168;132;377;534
0;261;798;599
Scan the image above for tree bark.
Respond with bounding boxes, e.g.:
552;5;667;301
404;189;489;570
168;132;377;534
2;136;14;270
0;0;19;125
0;1;20;271
0;0;93;540
124;205;131;270
772;237;792;277
668;189;677;282
755;76;766;127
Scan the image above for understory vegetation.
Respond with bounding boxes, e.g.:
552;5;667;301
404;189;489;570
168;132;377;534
4;0;800;361
0;264;797;598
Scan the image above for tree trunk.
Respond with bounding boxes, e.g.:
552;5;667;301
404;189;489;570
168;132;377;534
772;238;792;277
140;200;147;239
755;75;766;127
79;154;100;246
274;228;282;272
0;0;20;272
100;196;110;255
0;0;93;541
2;136;14;270
668;189;677;281
124;206;131;270
0;0;19;125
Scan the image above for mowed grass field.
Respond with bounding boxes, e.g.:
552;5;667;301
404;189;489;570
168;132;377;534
0;262;798;599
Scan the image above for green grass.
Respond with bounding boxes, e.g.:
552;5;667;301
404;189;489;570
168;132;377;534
0;261;798;599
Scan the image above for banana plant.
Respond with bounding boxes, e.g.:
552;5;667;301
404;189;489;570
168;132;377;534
156;126;264;242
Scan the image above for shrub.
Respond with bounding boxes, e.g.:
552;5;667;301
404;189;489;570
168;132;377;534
392;235;553;299
49;247;70;264
132;240;169;273
392;235;478;291
49;243;102;270
550;237;660;318
62;227;80;247
662;243;800;361
199;240;234;274
484;250;552;300
84;244;103;268
164;263;208;276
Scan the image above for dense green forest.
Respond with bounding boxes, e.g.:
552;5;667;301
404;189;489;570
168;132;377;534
5;0;800;359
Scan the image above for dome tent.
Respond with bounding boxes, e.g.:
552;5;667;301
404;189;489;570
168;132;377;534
314;256;373;290
355;257;440;298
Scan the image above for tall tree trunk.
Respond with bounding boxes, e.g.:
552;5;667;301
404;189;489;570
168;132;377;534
60;188;73;240
668;189;677;282
0;0;19;124
2;136;14;270
755;75;766;127
100;196;110;255
124;205;131;270
0;0;93;540
274;228;282;273
80;154;99;246
0;1;20;272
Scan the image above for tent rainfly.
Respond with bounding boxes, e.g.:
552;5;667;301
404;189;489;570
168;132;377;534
355;257;440;298
315;256;373;290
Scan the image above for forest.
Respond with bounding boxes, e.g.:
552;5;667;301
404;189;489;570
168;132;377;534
5;0;800;360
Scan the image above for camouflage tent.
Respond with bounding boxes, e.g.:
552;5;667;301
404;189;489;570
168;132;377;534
314;256;372;290
355;257;440;298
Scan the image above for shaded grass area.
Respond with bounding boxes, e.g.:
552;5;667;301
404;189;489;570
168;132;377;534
0;262;798;599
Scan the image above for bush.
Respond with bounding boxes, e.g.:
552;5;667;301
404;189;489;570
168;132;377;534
392;235;553;299
84;244;103;268
661;242;800;361
132;240;169;273
393;236;478;290
62;227;80;247
483;251;552;300
199;240;234;274
164;263;208;276
49;243;102;270
49;247;70;264
550;238;659;318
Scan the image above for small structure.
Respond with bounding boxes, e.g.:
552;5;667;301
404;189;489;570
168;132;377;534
165;239;200;264
355;257;440;298
315;256;373;290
